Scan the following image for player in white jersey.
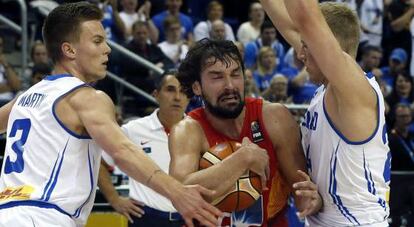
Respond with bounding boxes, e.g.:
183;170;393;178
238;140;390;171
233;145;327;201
98;71;190;227
0;2;221;227
261;0;390;226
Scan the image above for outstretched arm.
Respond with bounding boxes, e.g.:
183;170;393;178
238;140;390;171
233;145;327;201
70;88;222;227
260;0;301;51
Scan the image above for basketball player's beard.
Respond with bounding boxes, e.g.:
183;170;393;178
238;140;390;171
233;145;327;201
203;91;245;119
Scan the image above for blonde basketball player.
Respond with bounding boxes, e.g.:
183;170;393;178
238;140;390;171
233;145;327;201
0;2;221;227
261;0;390;226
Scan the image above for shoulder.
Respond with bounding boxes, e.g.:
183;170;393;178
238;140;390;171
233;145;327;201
195;21;207;29
67;87;114;112
262;102;297;131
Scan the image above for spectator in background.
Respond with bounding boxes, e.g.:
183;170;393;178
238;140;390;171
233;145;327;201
24;41;51;89
91;0;126;43
387;104;414;227
359;45;383;73
389;103;414;171
252;46;278;91
158;16;189;67
386;71;414;118
380;48;408;94
237;2;265;44
193;1;235;42
152;0;194;42
262;74;292;103
359;0;384;47
121;21;173;94
233;41;259;98
0;36;21;107
383;0;412;68
119;0;159;43
244;20;285;70
209;20;227;40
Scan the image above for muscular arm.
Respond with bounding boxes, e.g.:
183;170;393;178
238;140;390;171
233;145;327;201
260;0;302;51
283;0;377;141
67;88;223;227
263;103;307;202
169;118;252;201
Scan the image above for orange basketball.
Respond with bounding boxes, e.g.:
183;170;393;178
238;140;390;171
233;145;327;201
199;141;262;212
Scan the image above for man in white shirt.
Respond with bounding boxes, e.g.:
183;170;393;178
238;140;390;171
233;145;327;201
98;71;190;227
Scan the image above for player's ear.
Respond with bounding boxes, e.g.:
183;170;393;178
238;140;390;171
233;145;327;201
61;42;76;60
192;81;202;96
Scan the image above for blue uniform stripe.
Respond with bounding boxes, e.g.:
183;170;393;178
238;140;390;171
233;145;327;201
0;200;71;217
363;151;387;210
41;152;61;200
73;145;95;218
329;141;360;225
45;139;69;201
305;144;312;172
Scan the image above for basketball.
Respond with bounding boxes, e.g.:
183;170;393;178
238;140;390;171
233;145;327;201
199;141;262;212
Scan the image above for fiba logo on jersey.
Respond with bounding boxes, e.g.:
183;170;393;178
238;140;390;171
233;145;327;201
251;121;264;143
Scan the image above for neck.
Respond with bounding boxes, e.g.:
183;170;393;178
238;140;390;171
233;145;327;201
169;10;179;16
204;107;245;140
124;8;135;14
158;110;183;130
251;19;262;28
53;62;88;83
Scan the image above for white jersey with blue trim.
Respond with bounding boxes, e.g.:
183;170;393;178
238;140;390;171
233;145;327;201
300;73;391;226
0;74;102;225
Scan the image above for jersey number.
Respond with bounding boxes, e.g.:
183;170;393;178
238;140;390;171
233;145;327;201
4;118;31;174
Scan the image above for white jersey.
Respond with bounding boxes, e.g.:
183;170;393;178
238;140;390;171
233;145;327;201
0;74;102;226
122;109;176;212
300;74;390;226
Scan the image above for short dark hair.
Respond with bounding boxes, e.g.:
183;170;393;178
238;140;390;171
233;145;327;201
163;15;181;31
132;21;149;32
155;69;178;91
177;38;245;98
260;20;275;34
42;2;103;64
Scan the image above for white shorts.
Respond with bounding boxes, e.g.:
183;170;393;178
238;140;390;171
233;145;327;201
0;205;76;227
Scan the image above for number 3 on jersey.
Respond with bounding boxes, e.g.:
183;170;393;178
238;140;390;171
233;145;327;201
4;118;31;174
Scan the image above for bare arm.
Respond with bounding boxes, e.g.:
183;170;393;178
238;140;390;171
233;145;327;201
169;118;268;201
0;98;16;133
0;55;21;91
260;0;302;51
70;88;221;227
264;102;322;216
108;0;126;40
390;7;414;32
284;0;377;140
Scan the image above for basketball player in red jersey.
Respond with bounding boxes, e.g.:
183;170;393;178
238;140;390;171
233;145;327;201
169;39;322;226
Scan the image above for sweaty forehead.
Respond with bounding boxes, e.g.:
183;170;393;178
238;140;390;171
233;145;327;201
203;57;241;71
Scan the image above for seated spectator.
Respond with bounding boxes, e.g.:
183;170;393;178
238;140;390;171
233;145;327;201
289;68;318;104
244;20;285;70
237;2;264;44
386;71;414;121
0;36;21;107
209;20;227;41
279;48;303;81
359;45;383;74
262;74;292;103
193;1;235;41
158;16;189;67
152;0;194;42
389;103;414;171
119;0;159;43
121;21;174;94
252;46;278;91
387;103;414;227
380;48;408;93
24;41;51;89
245;68;260;98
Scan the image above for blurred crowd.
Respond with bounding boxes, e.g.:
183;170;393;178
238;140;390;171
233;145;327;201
0;0;414;224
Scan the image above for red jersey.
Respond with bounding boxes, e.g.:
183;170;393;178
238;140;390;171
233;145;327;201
189;98;290;227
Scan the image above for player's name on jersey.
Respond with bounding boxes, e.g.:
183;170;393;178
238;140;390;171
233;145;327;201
17;93;47;108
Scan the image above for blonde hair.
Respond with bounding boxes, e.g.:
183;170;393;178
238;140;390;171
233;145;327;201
257;46;276;76
319;2;360;57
